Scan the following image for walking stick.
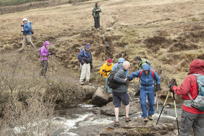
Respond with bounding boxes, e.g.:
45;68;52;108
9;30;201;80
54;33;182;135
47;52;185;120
156;91;170;125
156;93;159;112
172;92;180;135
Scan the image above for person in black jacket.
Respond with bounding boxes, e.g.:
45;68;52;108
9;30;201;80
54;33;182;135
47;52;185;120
112;61;131;127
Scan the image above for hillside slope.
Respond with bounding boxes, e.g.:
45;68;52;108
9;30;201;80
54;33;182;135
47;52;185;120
0;0;204;87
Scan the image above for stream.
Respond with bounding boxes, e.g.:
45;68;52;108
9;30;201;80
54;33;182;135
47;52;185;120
11;103;182;136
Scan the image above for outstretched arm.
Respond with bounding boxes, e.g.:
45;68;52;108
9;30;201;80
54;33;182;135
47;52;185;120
128;70;140;81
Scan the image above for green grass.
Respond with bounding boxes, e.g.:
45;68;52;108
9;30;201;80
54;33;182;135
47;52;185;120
0;0;43;6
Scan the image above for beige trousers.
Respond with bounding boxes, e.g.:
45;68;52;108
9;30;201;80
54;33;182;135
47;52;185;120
80;63;91;83
19;35;35;51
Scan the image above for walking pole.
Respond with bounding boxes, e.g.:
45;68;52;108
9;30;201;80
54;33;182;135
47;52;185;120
156;91;170;125
156;93;159;112
172;92;180;135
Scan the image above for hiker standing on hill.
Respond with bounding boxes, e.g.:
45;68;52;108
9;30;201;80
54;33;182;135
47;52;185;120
112;58;125;72
78;44;93;85
134;56;151;69
39;41;50;77
112;61;131;127
92;2;102;29
129;63;161;122
19;18;35;51
169;59;204;136
99;58;113;93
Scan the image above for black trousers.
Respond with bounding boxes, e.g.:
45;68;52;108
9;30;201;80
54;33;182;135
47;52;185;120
40;60;48;76
94;16;100;28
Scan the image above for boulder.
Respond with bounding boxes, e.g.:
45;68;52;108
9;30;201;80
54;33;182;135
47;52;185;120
92;87;111;107
100;119;177;136
82;85;97;99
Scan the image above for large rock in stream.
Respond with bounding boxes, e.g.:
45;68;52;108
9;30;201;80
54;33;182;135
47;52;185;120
92;87;112;107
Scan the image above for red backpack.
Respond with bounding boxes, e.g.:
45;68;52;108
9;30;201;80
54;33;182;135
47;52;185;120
138;70;156;79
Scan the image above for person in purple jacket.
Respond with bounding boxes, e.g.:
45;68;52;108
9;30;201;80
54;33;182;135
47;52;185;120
39;41;50;77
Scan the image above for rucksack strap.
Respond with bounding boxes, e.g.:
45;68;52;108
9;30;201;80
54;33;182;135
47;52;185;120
139;70;156;80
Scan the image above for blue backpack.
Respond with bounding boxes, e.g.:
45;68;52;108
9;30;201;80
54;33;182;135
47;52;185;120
190;74;204;111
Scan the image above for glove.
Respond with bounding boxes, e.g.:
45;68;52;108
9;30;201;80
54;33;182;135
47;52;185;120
168;78;177;92
155;84;161;92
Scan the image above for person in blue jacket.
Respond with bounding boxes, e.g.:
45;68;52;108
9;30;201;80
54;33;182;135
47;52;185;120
78;44;93;85
112;58;125;72
128;63;161;122
19;18;36;51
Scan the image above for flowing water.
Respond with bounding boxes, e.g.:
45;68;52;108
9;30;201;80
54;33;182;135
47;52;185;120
11;103;181;136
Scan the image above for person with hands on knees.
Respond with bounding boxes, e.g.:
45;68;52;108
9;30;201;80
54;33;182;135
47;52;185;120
129;63;161;122
169;59;204;136
112;61;131;127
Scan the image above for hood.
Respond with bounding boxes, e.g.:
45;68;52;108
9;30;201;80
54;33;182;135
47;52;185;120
142;63;150;71
43;41;50;47
118;58;125;63
189;59;204;75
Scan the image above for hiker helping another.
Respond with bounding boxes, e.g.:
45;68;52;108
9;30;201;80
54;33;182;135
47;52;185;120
92;2;102;29
129;63;161;122
99;58;113;93
39;41;51;77
110;61;131;127
19;18;36;51
169;59;204;136
78;44;93;85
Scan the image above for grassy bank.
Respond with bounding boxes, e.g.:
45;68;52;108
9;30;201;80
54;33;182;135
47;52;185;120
0;0;44;6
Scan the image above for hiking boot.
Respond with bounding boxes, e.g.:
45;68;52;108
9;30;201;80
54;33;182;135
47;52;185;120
114;121;120;127
148;116;153;121
144;118;148;122
125;117;131;122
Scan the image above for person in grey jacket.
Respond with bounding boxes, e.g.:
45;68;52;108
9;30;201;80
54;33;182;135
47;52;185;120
112;61;131;127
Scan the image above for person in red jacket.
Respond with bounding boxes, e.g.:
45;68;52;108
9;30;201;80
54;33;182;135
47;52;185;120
169;59;204;136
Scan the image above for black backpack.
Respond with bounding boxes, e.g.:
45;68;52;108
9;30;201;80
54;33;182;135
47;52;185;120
107;71;120;89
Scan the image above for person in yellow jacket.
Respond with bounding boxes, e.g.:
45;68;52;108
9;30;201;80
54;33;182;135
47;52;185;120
99;59;113;93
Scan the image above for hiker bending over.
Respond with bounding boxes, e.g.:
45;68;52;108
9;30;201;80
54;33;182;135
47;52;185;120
99;59;113;93
19;18;35;51
112;58;125;72
92;2;102;29
134;56;151;69
169;59;204;136
112;61;131;127
78;44;93;85
39;41;51;77
129;63;161;122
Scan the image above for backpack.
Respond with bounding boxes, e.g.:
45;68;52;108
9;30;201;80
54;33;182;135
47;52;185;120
189;74;204;111
107;71;120;89
138;70;156;79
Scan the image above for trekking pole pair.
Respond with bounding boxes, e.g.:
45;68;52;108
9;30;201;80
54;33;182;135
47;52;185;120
156;91;180;135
